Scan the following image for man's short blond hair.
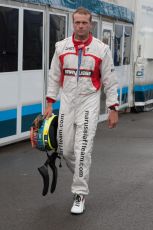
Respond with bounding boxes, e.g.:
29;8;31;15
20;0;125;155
72;7;92;22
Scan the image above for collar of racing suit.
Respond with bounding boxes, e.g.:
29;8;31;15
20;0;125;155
72;32;93;52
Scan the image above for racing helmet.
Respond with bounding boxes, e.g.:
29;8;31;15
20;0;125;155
30;114;58;151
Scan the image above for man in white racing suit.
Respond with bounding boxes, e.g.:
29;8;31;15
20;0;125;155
44;7;119;214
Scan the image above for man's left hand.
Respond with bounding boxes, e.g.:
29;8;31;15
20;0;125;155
108;110;118;128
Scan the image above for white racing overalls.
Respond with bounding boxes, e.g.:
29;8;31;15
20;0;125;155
46;33;118;195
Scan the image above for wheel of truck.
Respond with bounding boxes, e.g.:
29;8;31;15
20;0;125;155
130;106;144;113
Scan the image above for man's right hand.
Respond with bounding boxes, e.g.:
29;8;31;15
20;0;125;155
44;103;52;119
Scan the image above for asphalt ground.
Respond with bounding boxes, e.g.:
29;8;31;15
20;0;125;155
0;110;153;230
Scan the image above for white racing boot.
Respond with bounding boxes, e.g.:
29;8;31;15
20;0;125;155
71;194;85;214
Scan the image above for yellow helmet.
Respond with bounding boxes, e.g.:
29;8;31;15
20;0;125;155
30;114;58;151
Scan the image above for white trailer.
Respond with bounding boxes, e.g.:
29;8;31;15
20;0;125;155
133;0;153;112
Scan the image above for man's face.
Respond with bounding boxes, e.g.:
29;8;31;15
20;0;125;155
73;13;91;40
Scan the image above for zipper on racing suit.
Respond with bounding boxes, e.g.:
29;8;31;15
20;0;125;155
77;47;83;82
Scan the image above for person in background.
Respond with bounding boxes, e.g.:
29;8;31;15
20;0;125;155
44;7;119;215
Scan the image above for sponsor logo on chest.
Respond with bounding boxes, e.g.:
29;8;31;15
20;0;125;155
64;69;92;77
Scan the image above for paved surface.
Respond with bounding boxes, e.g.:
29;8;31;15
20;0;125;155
0;111;153;230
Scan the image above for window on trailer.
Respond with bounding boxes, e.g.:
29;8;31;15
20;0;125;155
123;26;132;65
49;14;66;65
0;6;18;72
91;21;98;38
23;10;43;70
102;29;111;50
114;24;123;66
